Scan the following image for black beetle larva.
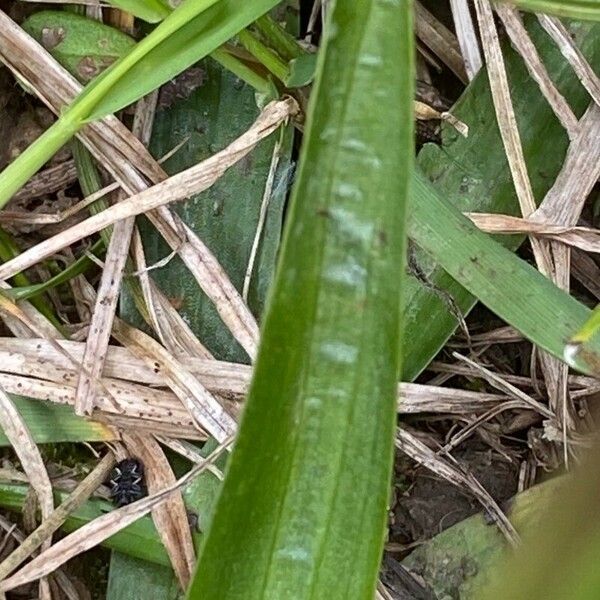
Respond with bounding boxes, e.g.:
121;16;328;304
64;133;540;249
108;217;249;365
108;458;147;507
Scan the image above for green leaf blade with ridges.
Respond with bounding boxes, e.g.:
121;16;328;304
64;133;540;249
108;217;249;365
187;0;415;598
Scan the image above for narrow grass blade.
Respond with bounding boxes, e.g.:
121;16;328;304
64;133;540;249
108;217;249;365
85;0;282;120
0;396;115;445
401;17;600;380
500;0;600;21
188;1;414;599
410;171;598;369
105;0;171;23
0;0;281;206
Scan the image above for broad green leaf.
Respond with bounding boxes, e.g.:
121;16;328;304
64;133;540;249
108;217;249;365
0;396;114;445
124;58;292;360
400;477;567;599
105;0;172;23
0;0;281;206
107;553;181;600
285;53;318;87
22;11;135;83
401;16;600;380
188;2;414;599
482;444;600;600
85;0;282;120
500;0;600;20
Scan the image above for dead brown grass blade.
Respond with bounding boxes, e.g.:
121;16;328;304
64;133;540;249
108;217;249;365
533;104;600;224
0;337;516;420
123;434;195;589
449;0;482;80
130;221;213;360
75;218;134;416
0;288;61;340
0;372;195;438
474;0;571;455
530;104;600;455
452;353;554;419
0;385;53;599
74;93;158;417
10;160;77;204
0;438;231;592
537;14;600;106
395;428;519;545
415;1;468;83
112;320;237;442
0;452;115;582
467;214;600;252
495;4;578;137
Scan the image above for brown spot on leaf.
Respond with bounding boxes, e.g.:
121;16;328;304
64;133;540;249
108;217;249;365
77;56;117;82
40;26;65;50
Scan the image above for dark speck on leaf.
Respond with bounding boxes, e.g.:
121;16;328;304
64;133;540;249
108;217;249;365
158;67;206;109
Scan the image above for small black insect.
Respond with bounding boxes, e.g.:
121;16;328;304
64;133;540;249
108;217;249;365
108;458;147;507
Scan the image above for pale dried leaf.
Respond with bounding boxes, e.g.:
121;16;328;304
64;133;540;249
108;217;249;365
449;0;483;80
467;213;600;252
537;14;600;107
0;439;231;592
75;217;134;416
415;1;468;83
112;319;237;442
75;93;158;416
123;434;195;589
395;428;519;544
495;4;578;137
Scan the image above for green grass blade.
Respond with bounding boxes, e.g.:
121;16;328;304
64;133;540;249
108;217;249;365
401;17;599;380
187;1;414;598
410;171;598;368
0;397;115;445
500;0;600;20
0;483;170;564
105;0;172;23
0;0;281;207
85;0;282;120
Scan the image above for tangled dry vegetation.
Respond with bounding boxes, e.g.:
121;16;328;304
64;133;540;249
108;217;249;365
0;1;598;598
